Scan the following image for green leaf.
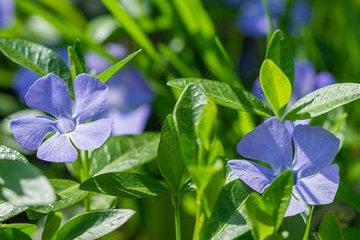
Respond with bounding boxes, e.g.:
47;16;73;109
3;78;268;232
0;160;55;206
68;39;87;80
0;201;27;222
0;145;27;163
337;183;360;213
97;49;142;83
27;179;88;219
342;227;360;240
284;83;360;120
0;228;32;240
0;223;37;236
259;59;292;118
0;37;71;87
168;79;272;117
56;209;134;240
42;212;62;240
317;212;343;240
266;29;294;83
80;172;169;198
86;133;160;177
200;175;251;240
158;115;186;192
245;170;293;239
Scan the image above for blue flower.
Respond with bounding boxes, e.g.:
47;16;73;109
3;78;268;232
0;0;15;28
230;0;311;37
228;117;340;216
10;73;112;163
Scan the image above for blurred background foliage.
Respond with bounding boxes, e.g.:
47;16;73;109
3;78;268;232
2;0;360;239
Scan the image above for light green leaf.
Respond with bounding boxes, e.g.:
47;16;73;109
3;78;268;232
284;83;360;120
87;133;160;176
97;49;142;83
80;172;169;198
260;59;292;118
0;37;71;87
266;29;294;83
200;174;251;240
0;223;37;236
0;160;55;206
158;115;186;192
56;209;134;240
27;179;88;220
168;79;272;117
0;201;27;222
0;145;27;163
317;212;343;240
0;227;32;240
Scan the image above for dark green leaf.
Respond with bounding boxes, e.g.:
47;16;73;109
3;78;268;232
337;183;360;213
0;228;32;240
260;59;292;118
201;174;251;240
97;49;142;83
68;39;87;80
80;172;169;198
56;209;134;240
158;115;186;192
284;83;360;120
42;212;62;240
27;179;88;219
0;145;27;163
0;37;71;87
317;212;343;240
266;29;294;83
0;160;55;206
168;79;272;117
342;227;360;240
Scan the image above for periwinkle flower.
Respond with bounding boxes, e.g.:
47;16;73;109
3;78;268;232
228;117;340;216
10;73;112;163
230;0;311;37
0;0;15;28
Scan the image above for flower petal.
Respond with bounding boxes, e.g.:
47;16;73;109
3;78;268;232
237;117;292;172
285;196;306;217
293;164;339;205
109;104;151;135
72;74;109;122
37;132;78;162
10;116;56;150
292;125;340;177
70;118;112;150
228;160;276;193
25;73;72;118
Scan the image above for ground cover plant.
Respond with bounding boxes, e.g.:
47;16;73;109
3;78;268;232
1;0;360;239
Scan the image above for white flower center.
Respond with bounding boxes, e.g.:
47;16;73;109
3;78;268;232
56;117;76;134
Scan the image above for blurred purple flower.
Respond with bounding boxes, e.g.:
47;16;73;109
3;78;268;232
228;117;340;216
230;0;311;37
253;59;336;106
0;0;15;28
10;73;112;162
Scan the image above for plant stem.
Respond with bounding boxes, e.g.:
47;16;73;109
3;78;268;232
171;195;182;240
80;150;90;211
302;206;314;240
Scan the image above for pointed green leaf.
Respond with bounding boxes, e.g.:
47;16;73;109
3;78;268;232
56;209;134;240
80;172;169;198
27;179;88;219
0;37;71;87
284;83;360;120
260;59;292;117
97;49;142;83
201;175;251;240
317;212;343;240
168;79;272;117
266;29;294;83
0;223;37;236
158;115;186;192
68;39;87;80
42;212;63;240
0;160;55;206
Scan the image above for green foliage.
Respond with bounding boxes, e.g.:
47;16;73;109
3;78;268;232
260;59;292;118
68;39;87;80
245;170;293;240
56;209;135;240
41;212;63;240
317;212;343;240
